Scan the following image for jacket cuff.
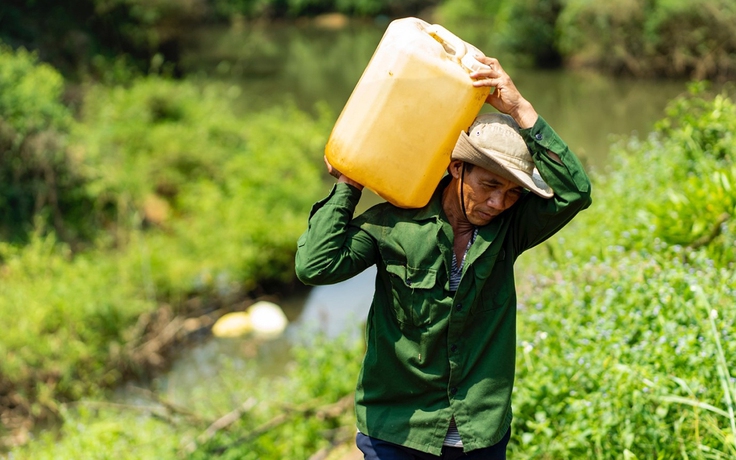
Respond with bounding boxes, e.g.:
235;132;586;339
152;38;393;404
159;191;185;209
519;115;568;157
308;182;363;218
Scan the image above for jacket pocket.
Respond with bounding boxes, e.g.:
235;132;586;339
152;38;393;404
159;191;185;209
385;262;438;326
472;251;511;313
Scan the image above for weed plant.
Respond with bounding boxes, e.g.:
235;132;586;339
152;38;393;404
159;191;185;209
511;83;736;458
10;335;363;459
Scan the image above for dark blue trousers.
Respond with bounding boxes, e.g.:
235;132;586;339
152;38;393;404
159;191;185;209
356;429;510;460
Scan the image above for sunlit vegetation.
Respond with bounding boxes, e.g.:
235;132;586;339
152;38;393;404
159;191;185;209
437;0;736;79
11;335;364;459
509;83;736;458
5;37;736;455
2;0;735;79
0;45;331;445
1;1;736;457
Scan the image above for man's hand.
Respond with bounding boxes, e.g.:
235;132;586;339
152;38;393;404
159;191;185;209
323;156;364;191
469;56;538;129
324;155;342;179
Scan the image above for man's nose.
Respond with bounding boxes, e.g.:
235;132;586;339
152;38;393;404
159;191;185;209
487;191;508;211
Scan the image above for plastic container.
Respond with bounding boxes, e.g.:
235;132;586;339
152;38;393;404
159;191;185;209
325;17;491;208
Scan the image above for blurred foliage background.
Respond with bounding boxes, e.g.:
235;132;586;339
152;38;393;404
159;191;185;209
0;0;735;458
2;0;735;80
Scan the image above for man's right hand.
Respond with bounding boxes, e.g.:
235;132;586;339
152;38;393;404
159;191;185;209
324;156;364;191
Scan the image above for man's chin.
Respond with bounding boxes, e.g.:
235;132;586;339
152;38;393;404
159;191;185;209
470;212;496;226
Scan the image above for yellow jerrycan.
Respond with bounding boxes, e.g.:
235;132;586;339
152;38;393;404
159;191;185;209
325;17;491;208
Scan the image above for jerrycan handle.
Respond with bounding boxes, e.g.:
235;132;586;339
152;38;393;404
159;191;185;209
426;24;490;73
426;24;467;62
462;43;492;73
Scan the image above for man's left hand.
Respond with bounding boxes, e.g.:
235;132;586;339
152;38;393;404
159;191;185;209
470;56;538;129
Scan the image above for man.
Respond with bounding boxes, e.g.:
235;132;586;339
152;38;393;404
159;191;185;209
295;57;592;459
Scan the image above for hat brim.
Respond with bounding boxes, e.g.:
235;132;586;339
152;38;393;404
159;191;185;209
452;131;554;198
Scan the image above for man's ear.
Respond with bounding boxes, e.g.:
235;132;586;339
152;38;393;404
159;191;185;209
448;160;464;179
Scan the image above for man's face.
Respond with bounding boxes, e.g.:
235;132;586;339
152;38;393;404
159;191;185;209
456;162;524;226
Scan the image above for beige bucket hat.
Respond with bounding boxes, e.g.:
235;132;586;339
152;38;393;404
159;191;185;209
452;113;553;198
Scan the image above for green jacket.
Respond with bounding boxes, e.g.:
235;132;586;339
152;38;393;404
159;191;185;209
295;116;592;454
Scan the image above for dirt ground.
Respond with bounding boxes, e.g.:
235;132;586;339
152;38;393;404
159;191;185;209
336;444;363;460
323;439;362;460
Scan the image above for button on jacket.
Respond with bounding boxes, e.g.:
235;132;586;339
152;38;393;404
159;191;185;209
295;116;592;455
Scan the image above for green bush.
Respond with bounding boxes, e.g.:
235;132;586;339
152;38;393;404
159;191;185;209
559;84;736;265
499;0;563;68
513;249;736;458
557;0;736;78
0;45;92;242
11;335;363;459
0;75;332;429
75;77;331;298
509;87;736;457
0;233;156;414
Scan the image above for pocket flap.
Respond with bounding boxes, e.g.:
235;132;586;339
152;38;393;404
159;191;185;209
472;250;502;280
386;263;436;289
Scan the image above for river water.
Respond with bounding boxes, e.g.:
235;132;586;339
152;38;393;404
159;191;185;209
148;18;691;396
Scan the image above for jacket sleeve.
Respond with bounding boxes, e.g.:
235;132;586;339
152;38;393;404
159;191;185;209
295;182;378;286
508;115;593;252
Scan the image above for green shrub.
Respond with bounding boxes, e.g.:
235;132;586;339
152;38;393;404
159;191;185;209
0;75;332;428
11;335;363;459
499;0;563;68
648;87;736;265
0;45;92;242
509;87;736;457
75;77;331;299
557;0;736;78
0;233;156;414
512;246;736;458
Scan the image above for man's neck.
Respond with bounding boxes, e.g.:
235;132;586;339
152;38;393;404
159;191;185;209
442;178;476;238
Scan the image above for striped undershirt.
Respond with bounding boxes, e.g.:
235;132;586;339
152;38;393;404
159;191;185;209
444;227;478;448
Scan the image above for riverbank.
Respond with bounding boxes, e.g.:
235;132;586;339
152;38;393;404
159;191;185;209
5;1;736;82
6;85;735;458
3;10;736;456
0;45;331;448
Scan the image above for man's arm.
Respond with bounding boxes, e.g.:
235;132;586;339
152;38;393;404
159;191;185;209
470;57;564;165
470;56;592;249
294;161;377;286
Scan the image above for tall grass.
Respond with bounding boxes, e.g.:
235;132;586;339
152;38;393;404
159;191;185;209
9;335;363;459
510;84;736;458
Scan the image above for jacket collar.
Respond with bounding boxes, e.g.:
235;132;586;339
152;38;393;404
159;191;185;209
412;175;452;222
410;174;511;265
